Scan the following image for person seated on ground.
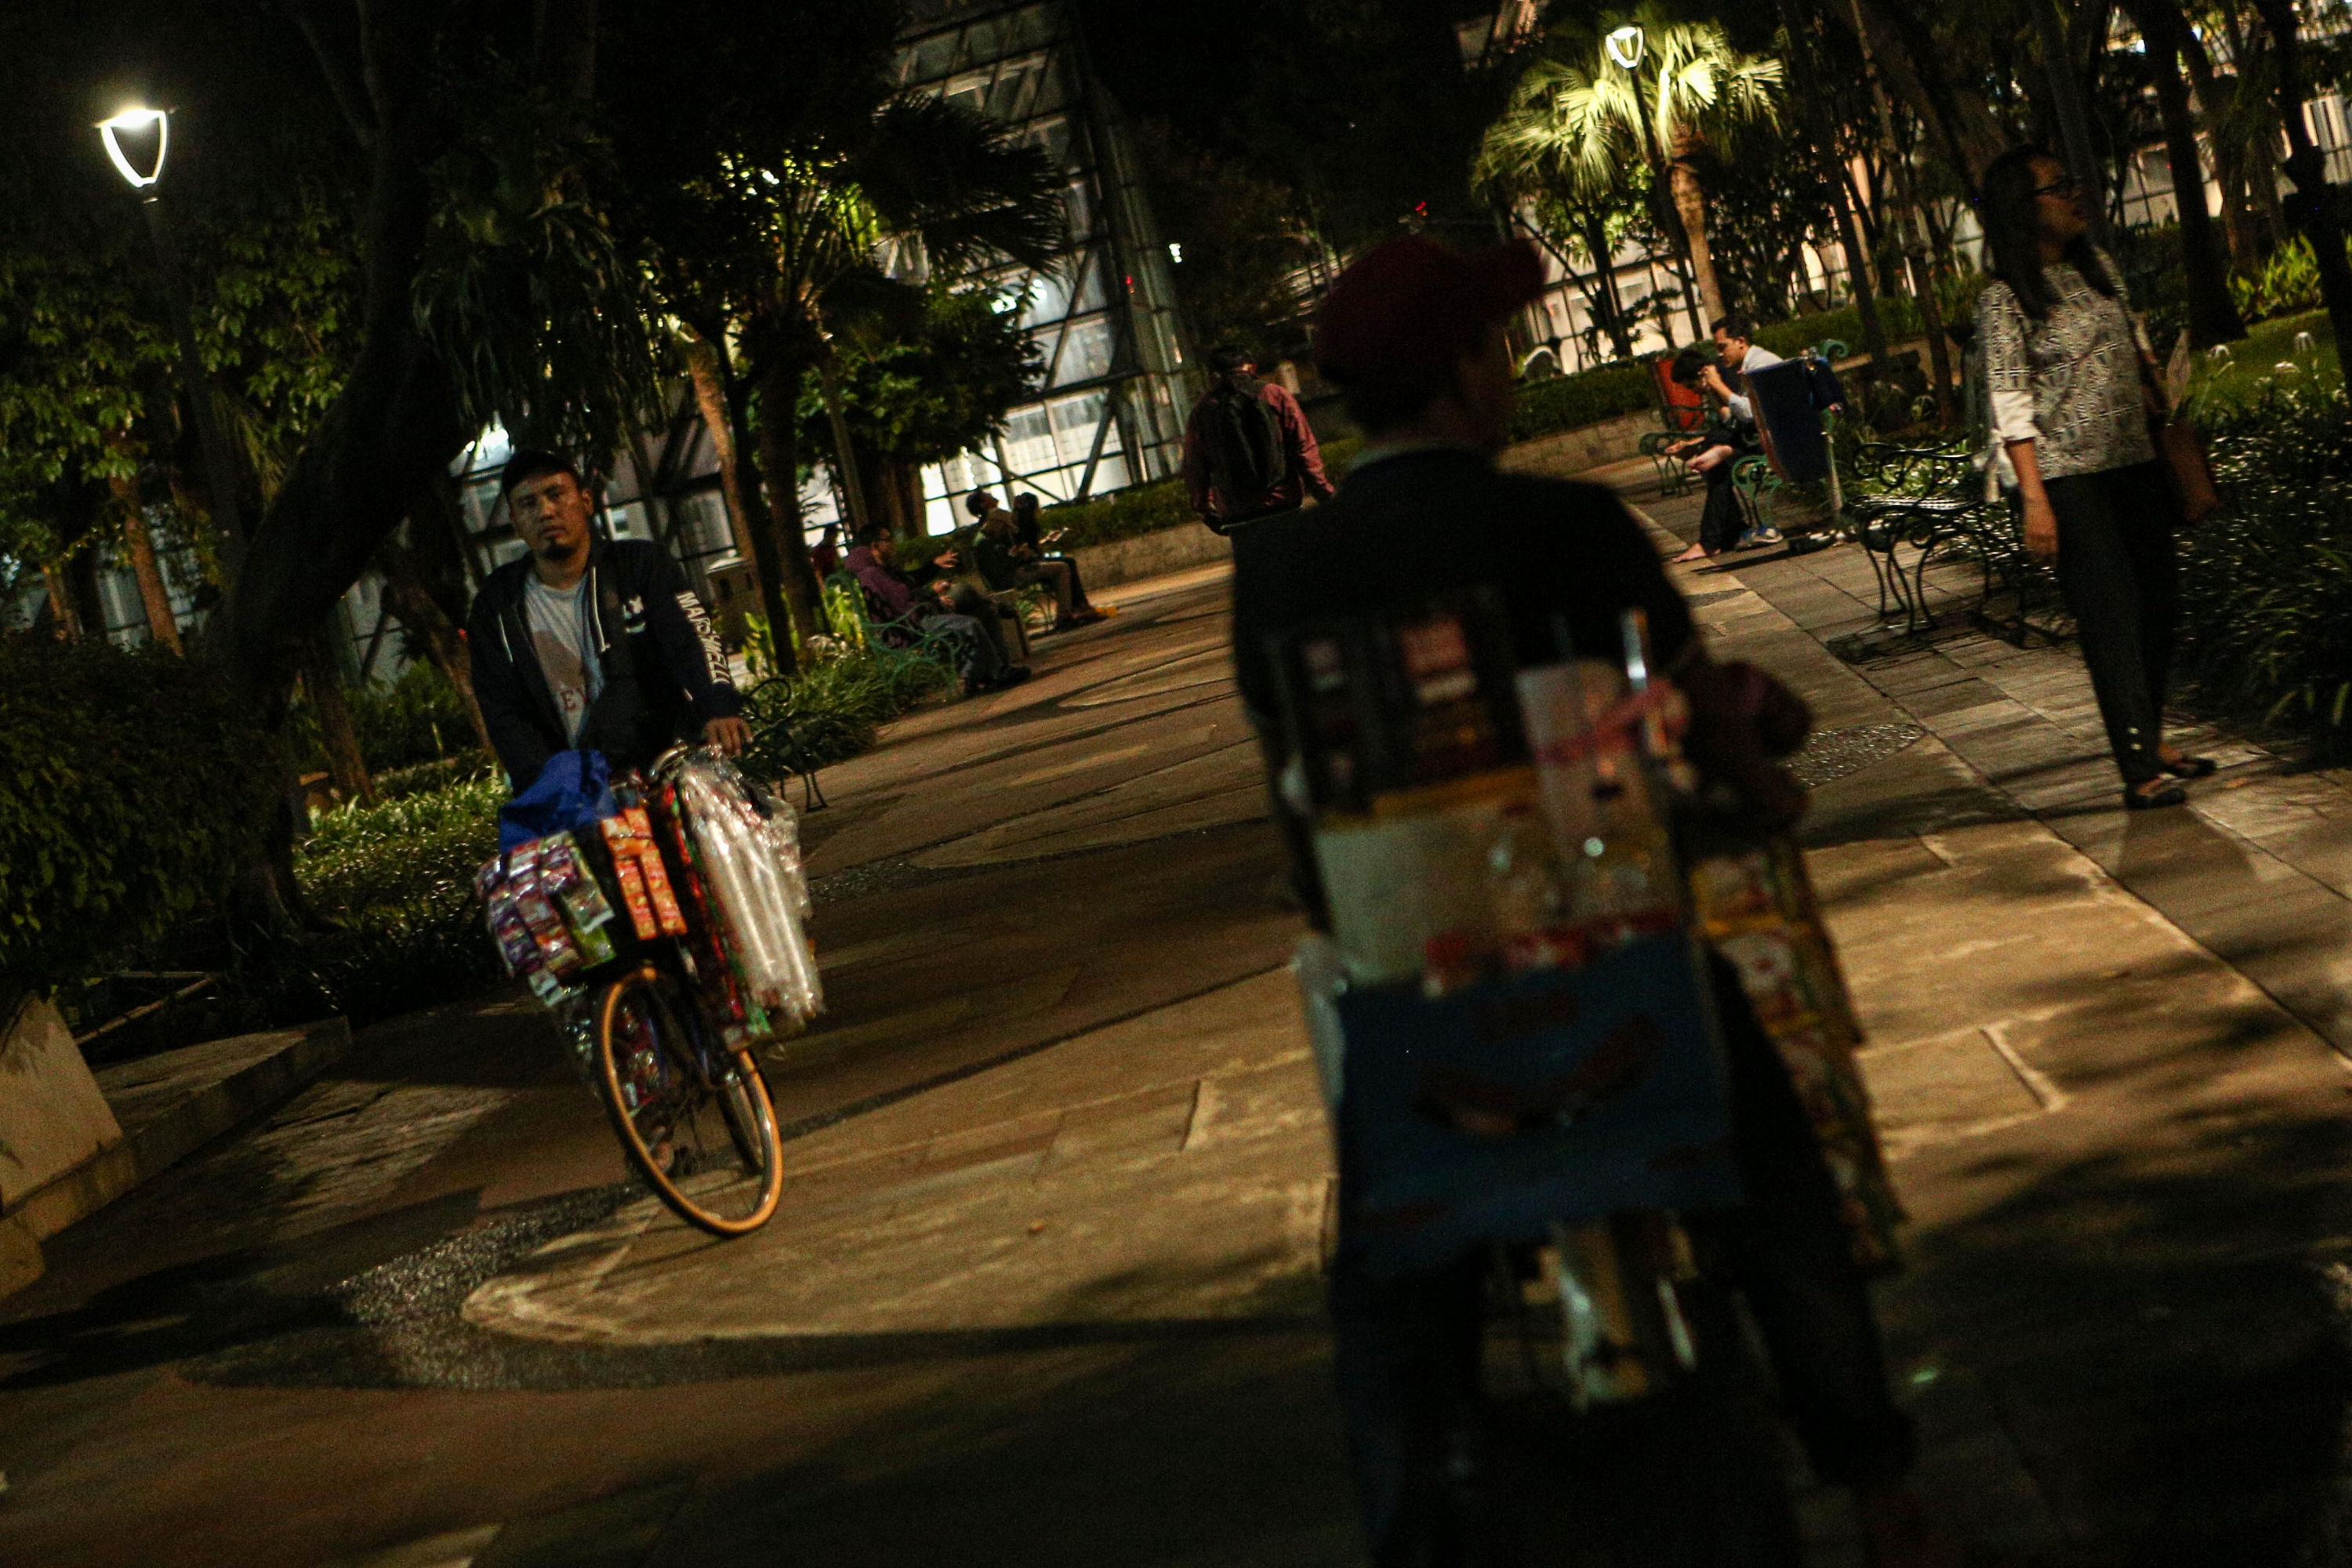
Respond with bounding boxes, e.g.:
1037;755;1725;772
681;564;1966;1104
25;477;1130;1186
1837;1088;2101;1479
974;503;1102;631
1668;315;1788;564
810;522;841;582
467;446;747;793
840;522;1028;695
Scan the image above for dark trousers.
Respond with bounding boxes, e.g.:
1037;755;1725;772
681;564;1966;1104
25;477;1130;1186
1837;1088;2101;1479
1017;557;1091;618
1328;960;1914;1565
1697;444;1748;554
2045;461;2181;786
942;583;1021;669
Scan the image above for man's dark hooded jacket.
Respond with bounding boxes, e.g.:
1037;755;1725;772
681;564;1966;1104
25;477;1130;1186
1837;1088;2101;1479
466;539;742;789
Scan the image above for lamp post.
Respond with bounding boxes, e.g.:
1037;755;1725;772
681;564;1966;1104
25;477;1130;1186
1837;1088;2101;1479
99;107;245;575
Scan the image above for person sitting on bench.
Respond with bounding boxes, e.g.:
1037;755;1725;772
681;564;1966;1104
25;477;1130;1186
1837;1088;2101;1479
974;503;1102;631
841;524;1028;694
1668;317;1786;562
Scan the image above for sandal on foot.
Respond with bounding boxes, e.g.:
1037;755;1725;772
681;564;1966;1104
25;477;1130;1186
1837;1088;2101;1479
2125;779;2187;811
2161;753;2219;779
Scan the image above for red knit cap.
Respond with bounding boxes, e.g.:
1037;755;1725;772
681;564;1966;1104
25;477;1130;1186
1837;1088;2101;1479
1313;237;1544;379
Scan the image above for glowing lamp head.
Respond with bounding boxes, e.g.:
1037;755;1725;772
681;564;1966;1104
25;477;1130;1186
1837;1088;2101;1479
1604;25;1646;71
99;107;169;190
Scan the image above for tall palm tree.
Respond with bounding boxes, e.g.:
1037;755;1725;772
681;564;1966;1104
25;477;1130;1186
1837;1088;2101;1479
1481;6;1783;328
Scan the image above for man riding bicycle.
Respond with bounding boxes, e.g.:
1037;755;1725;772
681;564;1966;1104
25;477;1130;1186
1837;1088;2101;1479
466;447;750;794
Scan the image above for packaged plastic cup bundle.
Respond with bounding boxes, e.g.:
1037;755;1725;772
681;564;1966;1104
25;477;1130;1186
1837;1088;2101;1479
663;750;823;1036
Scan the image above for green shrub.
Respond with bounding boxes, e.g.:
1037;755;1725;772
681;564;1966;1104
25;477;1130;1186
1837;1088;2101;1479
0;636;274;992
1508;361;1657;443
375;750;495;800
288;661;480;777
1039;477;1197;549
2176;374;2352;731
350;663;479;771
742;644;953;779
2231;236;2333;324
292;770;506;1021
1751;296;1926;361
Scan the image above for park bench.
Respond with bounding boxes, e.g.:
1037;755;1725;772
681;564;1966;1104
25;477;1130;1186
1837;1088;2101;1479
1843;441;1985;639
1947;492;2065;648
1637;354;1710;496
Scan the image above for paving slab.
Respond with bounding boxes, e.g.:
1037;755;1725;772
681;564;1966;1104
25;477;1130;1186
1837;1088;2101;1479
4;1016;350;1251
467;969;1329;1345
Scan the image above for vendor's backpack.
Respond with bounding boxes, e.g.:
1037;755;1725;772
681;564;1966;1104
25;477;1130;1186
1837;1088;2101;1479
1202;379;1290;503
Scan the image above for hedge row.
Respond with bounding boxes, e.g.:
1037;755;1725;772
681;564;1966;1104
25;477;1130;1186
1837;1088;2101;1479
1036;436;1364;549
0;635;275;992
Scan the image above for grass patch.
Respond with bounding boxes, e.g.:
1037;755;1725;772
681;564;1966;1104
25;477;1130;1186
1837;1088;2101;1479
2184;309;2337;413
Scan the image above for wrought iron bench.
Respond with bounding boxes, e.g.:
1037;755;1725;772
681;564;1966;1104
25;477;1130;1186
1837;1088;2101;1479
1844;443;1986;637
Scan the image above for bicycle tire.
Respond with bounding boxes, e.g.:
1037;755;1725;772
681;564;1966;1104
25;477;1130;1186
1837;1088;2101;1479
593;966;785;1236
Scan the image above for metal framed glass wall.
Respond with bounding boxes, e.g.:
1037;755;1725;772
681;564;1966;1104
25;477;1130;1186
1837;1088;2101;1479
897;0;1195;532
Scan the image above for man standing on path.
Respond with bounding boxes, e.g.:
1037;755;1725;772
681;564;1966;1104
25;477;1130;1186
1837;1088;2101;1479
1182;344;1334;532
1229;238;1951;1567
466;448;747;792
1668;314;1788;563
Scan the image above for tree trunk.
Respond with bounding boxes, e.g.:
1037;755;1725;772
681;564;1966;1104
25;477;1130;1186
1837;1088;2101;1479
2177;30;2262;263
815;356;873;539
2027;0;2110;246
870;455;926;538
108;462;183;654
1777;0;1893;371
41;562;79;640
683;333;764;597
376;538;495;758
1668;161;1726;327
225;3;470;720
2219;7;2291;251
1849;24;1958;420
684;330;796;675
2249;0;2352;365
2129;1;2247;346
1577;211;1636;359
751;358;826;655
1844;0;2009;191
299;629;375;805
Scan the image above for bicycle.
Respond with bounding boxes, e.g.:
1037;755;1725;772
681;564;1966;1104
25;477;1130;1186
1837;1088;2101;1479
483;746;818;1238
592;960;784;1236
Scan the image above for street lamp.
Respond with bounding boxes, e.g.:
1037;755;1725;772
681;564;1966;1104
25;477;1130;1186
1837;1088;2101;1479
1604;25;1646;71
97;105;245;572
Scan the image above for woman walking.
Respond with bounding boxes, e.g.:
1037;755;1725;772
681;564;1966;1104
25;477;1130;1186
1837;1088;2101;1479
1976;147;2212;809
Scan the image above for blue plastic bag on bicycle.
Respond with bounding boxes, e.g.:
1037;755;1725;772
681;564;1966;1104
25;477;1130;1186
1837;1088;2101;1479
499;750;620;854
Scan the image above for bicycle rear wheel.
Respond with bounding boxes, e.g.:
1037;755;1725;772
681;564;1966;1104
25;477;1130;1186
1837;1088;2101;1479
593;967;785;1236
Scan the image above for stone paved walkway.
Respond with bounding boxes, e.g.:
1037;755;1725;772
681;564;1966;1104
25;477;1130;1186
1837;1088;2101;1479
1543;453;2352;1565
11;472;2352;1566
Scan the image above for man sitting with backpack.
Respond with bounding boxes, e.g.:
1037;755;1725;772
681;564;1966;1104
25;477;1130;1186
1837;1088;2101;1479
1181;344;1334;533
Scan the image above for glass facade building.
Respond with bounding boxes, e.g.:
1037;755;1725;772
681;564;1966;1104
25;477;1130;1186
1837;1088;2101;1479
895;0;1196;532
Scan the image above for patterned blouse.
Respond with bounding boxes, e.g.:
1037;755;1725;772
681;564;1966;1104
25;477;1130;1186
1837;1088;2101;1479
1976;249;2154;481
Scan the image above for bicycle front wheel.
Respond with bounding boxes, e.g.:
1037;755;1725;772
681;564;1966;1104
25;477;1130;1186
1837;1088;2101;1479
593;967;785;1236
